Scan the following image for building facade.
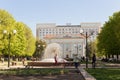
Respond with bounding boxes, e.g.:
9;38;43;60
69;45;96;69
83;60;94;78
44;34;85;58
36;23;101;58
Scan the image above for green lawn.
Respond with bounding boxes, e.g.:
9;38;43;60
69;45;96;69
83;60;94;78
0;68;69;76
86;68;120;80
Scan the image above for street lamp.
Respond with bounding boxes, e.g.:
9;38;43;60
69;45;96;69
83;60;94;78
3;29;17;67
38;44;45;48
80;29;94;68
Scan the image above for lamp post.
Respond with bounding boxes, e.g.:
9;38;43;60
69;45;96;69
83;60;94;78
37;45;41;60
80;29;94;68
3;30;17;67
85;32;88;68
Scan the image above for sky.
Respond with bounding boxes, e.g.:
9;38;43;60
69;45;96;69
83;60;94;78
0;0;120;36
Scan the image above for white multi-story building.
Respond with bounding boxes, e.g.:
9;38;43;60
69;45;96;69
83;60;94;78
36;23;101;58
36;23;101;40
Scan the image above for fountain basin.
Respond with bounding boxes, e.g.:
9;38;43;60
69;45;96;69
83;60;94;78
27;60;73;67
40;58;68;63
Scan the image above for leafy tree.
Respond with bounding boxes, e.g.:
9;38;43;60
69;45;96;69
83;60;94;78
97;11;120;59
0;9;16;56
0;9;36;58
33;40;46;60
88;40;97;58
13;22;27;56
24;23;36;56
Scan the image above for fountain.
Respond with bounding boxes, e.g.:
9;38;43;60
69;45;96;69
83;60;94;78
43;43;62;59
40;43;67;63
27;43;70;67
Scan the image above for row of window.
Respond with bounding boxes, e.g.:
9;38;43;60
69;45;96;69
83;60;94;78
39;31;98;37
40;31;80;36
39;28;98;39
39;30;98;35
40;31;81;34
40;28;98;32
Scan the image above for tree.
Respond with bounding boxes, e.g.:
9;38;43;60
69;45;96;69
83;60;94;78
88;40;97;58
24;23;36;56
33;40;46;60
0;9;36;58
0;9;16;56
13;22;27;56
97;11;120;60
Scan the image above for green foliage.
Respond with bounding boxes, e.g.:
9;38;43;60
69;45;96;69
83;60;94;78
88;40;97;58
0;9;16;55
97;11;120;56
86;68;120;80
0;9;35;57
13;22;27;56
24;24;36;56
33;40;46;58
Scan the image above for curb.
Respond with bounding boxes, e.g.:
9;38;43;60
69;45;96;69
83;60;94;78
79;68;96;80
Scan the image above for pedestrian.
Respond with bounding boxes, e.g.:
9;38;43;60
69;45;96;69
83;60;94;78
73;54;80;69
92;53;96;68
22;58;25;66
1;57;4;63
54;54;58;65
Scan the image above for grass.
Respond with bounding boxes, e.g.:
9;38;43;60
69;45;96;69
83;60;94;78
86;68;120;80
0;68;69;76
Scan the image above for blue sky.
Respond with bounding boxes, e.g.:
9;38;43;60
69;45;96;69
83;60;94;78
0;0;120;36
